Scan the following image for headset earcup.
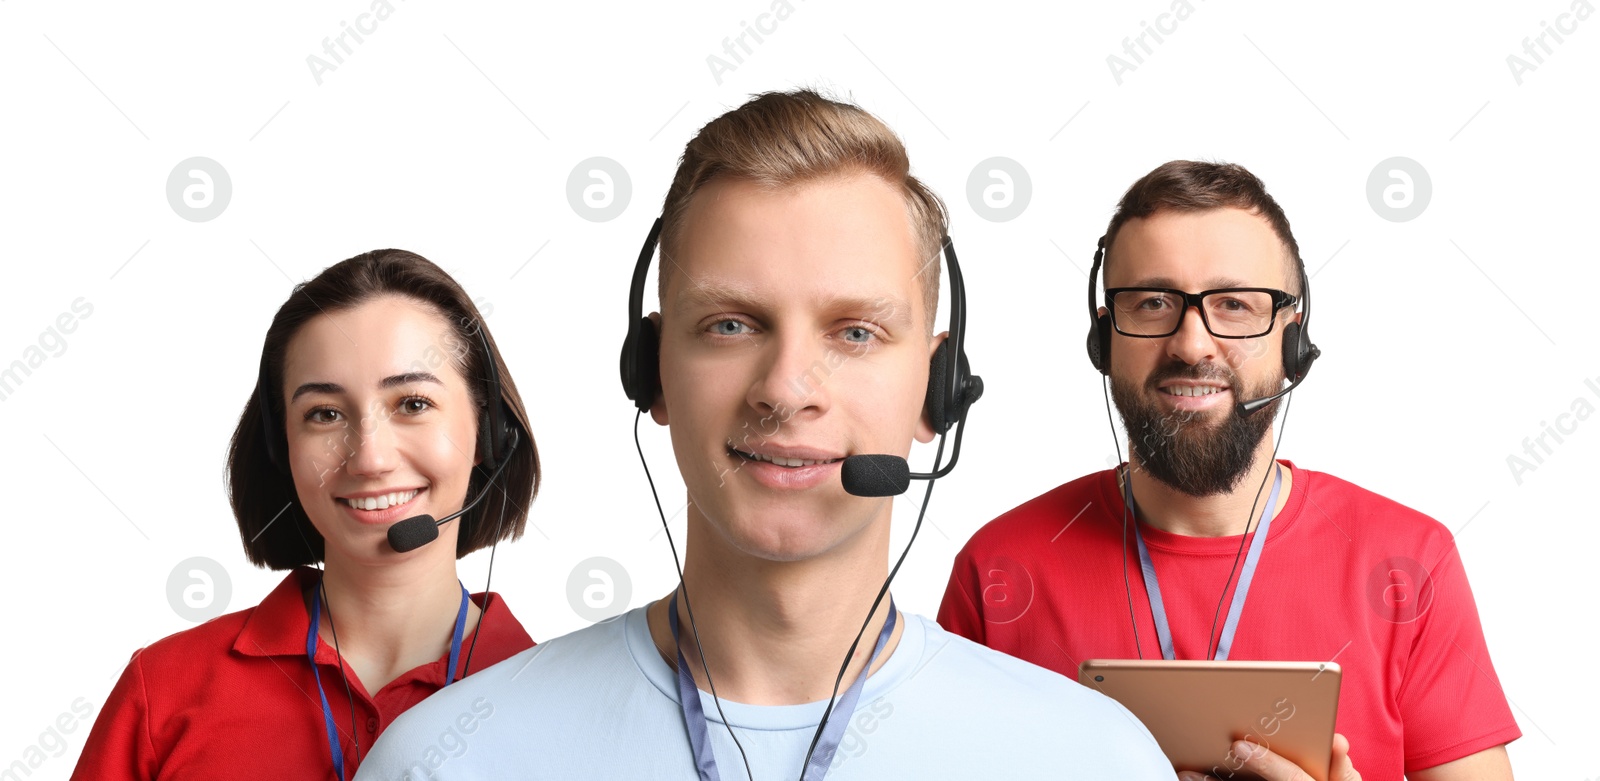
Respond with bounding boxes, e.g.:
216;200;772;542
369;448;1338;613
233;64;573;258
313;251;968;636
618;331;637;405
474;328;516;472
1280;321;1303;380
1087;314;1112;375
476;407;496;469
477;405;517;472
924;341;949;433
625;316;661;412
474;407;514;472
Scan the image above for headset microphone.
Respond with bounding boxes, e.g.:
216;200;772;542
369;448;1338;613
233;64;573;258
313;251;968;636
1085;225;1317;661
840;384;981;497
386;428;520;553
1235;256;1320;416
255;293;525;778
840;456;910;498
1235;348;1320;416
259;312;523;557
621;216;984;781
1083;231;1320;420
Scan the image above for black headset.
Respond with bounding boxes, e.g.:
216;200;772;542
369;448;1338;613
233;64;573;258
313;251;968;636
1088;230;1317;662
257;318;518;478
1085;234;1319;385
619;216;983;433
620;213;983;780
254;310;519;776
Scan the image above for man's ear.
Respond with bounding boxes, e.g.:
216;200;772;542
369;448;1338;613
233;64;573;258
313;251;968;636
647;311;669;426
915;331;950;444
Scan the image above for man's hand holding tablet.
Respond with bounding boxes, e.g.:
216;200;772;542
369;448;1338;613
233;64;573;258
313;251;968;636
1176;733;1360;781
1079;659;1357;781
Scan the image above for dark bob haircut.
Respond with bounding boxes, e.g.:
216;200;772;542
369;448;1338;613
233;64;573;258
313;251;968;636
227;249;540;569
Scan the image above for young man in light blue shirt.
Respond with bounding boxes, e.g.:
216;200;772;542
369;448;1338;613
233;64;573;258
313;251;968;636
356;89;1171;781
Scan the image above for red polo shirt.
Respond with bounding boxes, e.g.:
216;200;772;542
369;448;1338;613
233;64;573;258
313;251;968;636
72;567;534;780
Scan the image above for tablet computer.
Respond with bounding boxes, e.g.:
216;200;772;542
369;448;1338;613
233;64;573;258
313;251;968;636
1078;659;1342;781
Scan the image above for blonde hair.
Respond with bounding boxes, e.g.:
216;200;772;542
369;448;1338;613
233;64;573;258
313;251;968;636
658;89;947;331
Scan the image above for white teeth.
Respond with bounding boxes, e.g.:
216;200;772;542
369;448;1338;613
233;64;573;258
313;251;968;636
742;451;832;467
1166;385;1223;398
343;489;418;511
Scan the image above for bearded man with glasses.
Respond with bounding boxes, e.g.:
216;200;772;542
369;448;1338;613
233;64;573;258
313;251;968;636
938;161;1519;781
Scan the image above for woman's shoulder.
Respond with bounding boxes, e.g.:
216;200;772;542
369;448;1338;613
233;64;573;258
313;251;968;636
131;605;257;668
127;568;311;675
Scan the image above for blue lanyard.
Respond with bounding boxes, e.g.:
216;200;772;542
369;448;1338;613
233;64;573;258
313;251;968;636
667;591;898;781
306;577;470;780
1130;464;1282;661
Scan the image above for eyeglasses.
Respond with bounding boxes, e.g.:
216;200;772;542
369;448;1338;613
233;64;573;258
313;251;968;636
1106;287;1298;339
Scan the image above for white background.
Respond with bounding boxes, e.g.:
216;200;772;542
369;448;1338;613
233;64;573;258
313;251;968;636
1;0;1595;777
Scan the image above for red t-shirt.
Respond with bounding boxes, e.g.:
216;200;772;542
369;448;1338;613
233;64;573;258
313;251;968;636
938;461;1520;779
72;567;534;780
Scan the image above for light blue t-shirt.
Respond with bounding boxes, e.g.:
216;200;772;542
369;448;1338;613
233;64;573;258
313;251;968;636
354;607;1172;780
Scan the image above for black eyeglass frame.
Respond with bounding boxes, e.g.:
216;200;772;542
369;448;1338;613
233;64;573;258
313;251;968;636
1104;286;1299;340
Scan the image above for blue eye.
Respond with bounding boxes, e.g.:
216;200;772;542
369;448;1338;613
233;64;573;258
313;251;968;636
709;320;752;337
842;326;875;343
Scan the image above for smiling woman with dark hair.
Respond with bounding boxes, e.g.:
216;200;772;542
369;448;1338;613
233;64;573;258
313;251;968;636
72;249;542;780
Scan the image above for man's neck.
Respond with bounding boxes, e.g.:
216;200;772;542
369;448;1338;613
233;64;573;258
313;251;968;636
313;545;481;693
646;510;903;707
1124;437;1292;538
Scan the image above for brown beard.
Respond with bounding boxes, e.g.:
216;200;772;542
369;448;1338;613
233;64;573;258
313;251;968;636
1111;360;1282;497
